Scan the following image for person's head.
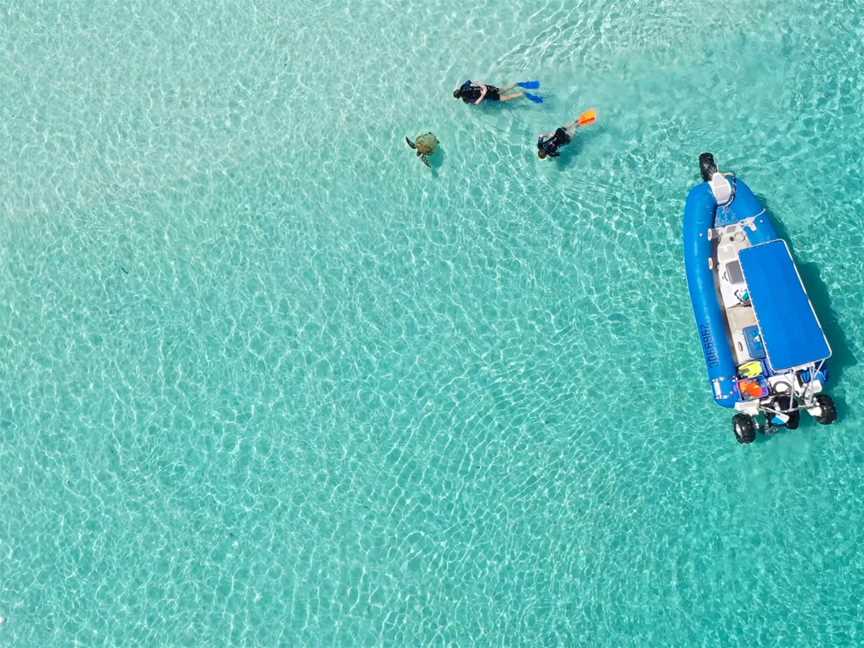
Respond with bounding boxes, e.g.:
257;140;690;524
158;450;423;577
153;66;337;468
538;137;556;159
453;81;471;99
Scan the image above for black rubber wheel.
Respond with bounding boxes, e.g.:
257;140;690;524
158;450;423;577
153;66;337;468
814;394;837;425
733;414;756;444
785;409;800;430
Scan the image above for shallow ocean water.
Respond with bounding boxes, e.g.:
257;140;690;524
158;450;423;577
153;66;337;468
1;1;863;646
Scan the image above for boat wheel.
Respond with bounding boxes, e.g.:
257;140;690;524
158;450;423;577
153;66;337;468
812;394;837;425
733;414;756;444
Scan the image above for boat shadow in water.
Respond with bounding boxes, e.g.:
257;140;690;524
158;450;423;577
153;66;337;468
756;194;856;418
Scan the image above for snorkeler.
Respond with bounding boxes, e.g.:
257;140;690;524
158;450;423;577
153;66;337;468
453;80;543;105
405;132;439;168
537;108;598;159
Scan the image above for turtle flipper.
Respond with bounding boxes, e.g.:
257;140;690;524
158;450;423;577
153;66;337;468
420;154;431;168
405;136;416;149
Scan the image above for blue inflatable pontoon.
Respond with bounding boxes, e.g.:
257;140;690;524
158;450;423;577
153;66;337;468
683;153;837;443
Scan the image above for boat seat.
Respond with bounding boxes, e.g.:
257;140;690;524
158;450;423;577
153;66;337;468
727;305;757;332
726;306;759;364
723;259;744;284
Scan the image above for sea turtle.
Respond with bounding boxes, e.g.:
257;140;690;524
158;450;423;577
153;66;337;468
405;132;439;168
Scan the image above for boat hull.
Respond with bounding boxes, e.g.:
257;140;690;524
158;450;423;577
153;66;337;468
683;177;779;408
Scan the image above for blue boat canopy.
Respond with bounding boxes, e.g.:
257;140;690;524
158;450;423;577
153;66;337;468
739;240;831;371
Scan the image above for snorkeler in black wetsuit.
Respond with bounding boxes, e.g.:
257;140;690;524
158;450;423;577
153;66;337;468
452;80;523;105
537;110;598;160
537;127;573;159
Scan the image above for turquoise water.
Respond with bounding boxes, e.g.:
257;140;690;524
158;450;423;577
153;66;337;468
1;1;863;645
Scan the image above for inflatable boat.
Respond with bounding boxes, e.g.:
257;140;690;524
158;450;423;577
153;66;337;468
683;153;837;443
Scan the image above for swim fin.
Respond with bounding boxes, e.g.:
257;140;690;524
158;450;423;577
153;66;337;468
517;80;540;90
524;92;544;104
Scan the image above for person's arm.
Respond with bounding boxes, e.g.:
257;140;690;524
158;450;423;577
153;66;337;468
474;84;488;105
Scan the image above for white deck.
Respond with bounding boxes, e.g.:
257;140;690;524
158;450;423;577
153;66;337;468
711;222;758;365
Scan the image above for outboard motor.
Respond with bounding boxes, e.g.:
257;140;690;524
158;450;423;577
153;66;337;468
700;151;734;208
699;152;718;182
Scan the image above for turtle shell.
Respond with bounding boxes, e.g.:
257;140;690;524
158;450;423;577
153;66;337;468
414;132;439;155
